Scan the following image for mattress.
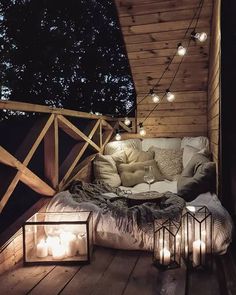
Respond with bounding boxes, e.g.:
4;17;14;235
46;182;233;254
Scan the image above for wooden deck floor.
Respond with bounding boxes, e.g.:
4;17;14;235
0;247;231;295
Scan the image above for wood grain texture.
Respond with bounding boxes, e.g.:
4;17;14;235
115;0;213;138
207;0;220;193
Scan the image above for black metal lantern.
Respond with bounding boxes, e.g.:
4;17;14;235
23;211;93;265
153;219;181;269
182;206;213;269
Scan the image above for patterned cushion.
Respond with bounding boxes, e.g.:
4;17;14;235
118;159;164;187
148;146;183;181
124;148;154;163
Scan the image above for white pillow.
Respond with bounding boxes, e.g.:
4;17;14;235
93;151;126;187
104;139;142;155
181;136;209;152
183;145;209;168
142;138;181;151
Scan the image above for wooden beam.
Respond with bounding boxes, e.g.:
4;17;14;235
61;153;98;190
118;120;133;133
0;115;55;212
0;147;55;212
57;115;100;152
59;119;101;189
0;100;116;121
44;115;59;189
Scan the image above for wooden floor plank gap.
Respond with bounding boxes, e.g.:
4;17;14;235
121;255;140;295
57;266;82;295
25;266;57;295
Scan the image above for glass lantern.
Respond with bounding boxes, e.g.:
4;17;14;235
182;206;212;269
153;219;181;269
23;211;93;265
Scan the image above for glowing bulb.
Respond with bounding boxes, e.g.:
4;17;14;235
151;93;160;103
166;90;175;102
124;117;131;126
191;31;207;42
115;131;121;141
177;44;187;56
196;32;207;42
139;123;146;136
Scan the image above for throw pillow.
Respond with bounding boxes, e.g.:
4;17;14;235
148;146;183;181
118;159;164;187
183;145;209;168
181;153;210;177
124;148;154;163
93;154;121;187
177;161;216;201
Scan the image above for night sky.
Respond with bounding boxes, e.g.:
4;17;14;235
0;0;136;120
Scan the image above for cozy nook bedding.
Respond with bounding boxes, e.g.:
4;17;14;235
46;136;234;254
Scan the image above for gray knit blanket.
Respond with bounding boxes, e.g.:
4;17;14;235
69;181;185;235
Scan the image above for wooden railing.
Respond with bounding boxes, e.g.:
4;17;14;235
0;100;135;213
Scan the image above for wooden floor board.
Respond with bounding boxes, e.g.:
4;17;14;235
0;264;55;295
155;261;186;295
90;249;139;295
187;260;220;295
60;247;116;295
0;247;233;295
28;265;80;295
123;252;159;295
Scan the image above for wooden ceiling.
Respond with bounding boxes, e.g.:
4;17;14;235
114;0;214;137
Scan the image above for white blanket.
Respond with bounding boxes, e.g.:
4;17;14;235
46;187;233;254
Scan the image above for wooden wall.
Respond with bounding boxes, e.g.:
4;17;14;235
115;0;213;137
207;0;221;187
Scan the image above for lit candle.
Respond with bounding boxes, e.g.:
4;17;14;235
192;240;206;266
186;206;196;212
77;234;87;256
46;236;60;255
60;232;77;257
36;239;48;258
52;243;66;260
159;248;171;266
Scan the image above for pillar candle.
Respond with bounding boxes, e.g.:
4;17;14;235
159;248;171;266
46;236;60;255
77;234;87;256
60;232;77;257
192;240;206;266
36;240;48;258
52;243;66;260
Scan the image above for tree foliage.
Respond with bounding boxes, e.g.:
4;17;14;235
0;0;136;119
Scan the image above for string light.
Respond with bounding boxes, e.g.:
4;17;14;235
149;89;160;103
177;43;187;56
166;89;175;102
120;0;206;137
124;117;131;126
191;31;207;42
139;123;146;136
115;129;121;141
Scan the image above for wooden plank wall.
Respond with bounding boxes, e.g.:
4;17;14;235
207;0;221;188
115;0;213;137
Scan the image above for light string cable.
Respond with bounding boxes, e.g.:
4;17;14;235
124;0;204;118
140;0;205;125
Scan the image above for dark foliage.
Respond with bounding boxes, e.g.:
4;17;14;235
0;0;136;120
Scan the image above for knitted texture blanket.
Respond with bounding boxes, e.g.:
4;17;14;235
69;181;185;235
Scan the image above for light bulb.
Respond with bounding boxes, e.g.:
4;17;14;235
166;90;175;102
191;31;207;42
124;117;131;126
196;32;207;42
115;132;121;141
151;93;160;103
177;44;187;56
139;123;146;136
